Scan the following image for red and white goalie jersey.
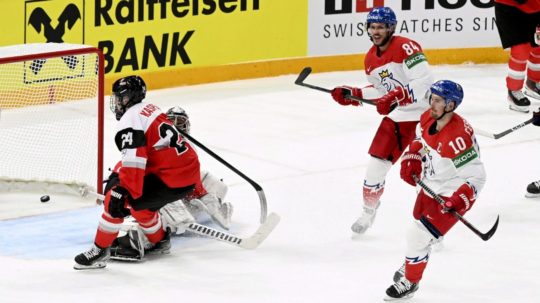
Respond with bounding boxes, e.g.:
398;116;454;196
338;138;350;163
362;36;434;121
413;110;486;198
114;102;201;199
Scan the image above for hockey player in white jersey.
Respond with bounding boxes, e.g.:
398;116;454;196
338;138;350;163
330;6;434;234
384;80;486;300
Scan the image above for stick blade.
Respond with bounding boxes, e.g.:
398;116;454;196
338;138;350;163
481;215;499;241
240;212;281;249
295;67;312;85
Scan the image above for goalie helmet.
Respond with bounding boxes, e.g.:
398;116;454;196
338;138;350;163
429;80;464;109
166;106;191;134
110;75;147;120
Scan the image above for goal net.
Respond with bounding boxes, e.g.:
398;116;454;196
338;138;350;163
0;43;104;196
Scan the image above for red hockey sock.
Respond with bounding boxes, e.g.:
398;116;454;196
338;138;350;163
507;43;532;91
405;259;428;283
527;47;540;83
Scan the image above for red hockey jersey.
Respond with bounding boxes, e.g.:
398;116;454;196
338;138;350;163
114;102;201;199
413;110;486;198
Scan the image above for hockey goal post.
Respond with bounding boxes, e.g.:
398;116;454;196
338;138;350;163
0;43;104;197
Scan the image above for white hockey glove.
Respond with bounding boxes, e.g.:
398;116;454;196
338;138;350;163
201;170;228;201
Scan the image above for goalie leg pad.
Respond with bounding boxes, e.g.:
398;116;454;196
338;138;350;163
160;200;195;235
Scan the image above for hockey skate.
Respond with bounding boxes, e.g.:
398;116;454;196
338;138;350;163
351;205;378;234
191;194;233;230
526;180;540;198
507;90;531;113
393;263;405;283
524;79;540;100
145;231;171;255
73;244;111;270
384;277;419;301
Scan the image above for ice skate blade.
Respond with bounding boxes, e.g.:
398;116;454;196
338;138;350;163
525;192;540;198
383;293;416;301
73;261;107;270
508;104;529;113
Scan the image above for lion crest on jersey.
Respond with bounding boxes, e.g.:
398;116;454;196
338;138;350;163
378;69;405;93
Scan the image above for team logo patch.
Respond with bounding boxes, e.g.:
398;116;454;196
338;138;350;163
452;146;478;168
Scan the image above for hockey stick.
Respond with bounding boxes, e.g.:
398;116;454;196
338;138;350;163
177;128;268;224
294;67;377;106
413;175;499;241
474;117;534;140
92;192;280;250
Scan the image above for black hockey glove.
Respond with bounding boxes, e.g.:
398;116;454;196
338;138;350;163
108;186;131;218
533;109;540;127
103;172;120;194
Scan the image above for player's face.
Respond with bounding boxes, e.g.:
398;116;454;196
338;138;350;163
429;94;447;119
368;23;390;47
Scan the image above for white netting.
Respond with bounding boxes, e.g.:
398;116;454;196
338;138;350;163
0;43;102;195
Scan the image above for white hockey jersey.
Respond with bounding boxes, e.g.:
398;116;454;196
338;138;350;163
361;35;434;122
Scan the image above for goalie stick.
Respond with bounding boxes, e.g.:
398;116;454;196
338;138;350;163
91;192;280;250
474;117;534;140
176;128;268;224
294;67;377;106
413;175;499;241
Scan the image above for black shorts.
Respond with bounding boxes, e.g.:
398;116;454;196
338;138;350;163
130;174;195;211
495;3;540;48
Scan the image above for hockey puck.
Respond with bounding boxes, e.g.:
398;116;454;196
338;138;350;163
40;195;50;203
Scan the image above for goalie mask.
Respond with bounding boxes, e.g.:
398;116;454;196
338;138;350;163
110;75;147;120
166;106;191;134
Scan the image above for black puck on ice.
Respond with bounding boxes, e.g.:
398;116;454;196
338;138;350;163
40;195;50;203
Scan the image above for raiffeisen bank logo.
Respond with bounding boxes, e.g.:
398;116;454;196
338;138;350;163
25;0;85;44
325;0;385;14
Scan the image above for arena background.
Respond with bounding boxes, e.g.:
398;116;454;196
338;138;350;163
0;0;506;93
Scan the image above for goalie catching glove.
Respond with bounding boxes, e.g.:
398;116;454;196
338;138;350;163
331;86;362;106
108;186;131;218
375;86;412;115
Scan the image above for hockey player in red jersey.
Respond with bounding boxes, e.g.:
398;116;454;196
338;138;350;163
330;6;434;234
494;0;540;112
107;106;233;261
384;80;486;300
74;76;206;269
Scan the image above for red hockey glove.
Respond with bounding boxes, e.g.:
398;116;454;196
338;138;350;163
375;86;411;115
400;151;423;186
108;186;131;218
533;108;540;126
331;86;362;106
441;183;475;213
